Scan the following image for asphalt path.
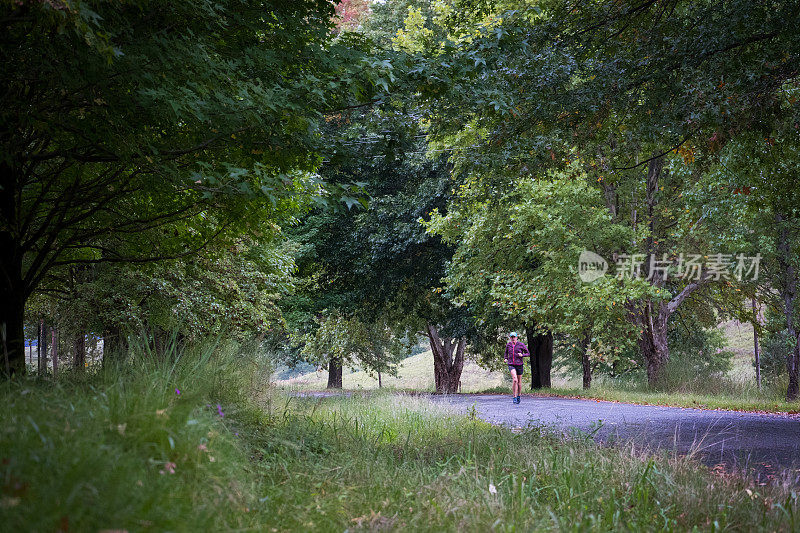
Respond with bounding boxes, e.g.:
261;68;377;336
432;394;800;482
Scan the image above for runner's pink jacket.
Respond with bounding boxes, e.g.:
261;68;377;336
505;341;530;365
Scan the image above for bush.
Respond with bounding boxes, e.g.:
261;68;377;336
760;328;795;387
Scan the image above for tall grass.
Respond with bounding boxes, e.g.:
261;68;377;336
3;339;798;531
244;391;799;531
0;338;268;531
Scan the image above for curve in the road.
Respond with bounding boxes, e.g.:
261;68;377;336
434;394;800;482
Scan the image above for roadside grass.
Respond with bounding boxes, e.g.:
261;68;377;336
5;339;800;531
243;391;800;531
0;340;269;532
278;349;508;392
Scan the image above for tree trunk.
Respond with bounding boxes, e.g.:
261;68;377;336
103;325;127;364
74;331;86;372
639;273;710;387
580;333;592;389
36;321;41;371
752;298;761;390
39;319;48;375
639;300;670;386
0;161;27;377
327;355;343;389
426;323;465;394
51;326;58;378
526;326;553;389
377;369;382;388
776;212;800;400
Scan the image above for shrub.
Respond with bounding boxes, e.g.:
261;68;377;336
760;328;794;387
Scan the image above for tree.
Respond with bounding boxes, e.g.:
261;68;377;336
425;169;647;389
716;122;800;399
296;311;408;389
413;0;800;386
1;0;390;375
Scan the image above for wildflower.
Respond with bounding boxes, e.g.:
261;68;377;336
217;404;225;418
488;483;497;495
197;444;208;452
175;388;181;395
159;462;176;475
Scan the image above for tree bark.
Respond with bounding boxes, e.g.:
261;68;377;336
73;331;86;372
526;326;553;389
327;355;343;389
638;274;710;386
776;212;800;400
51;326;58;378
426;323;465;394
752;298;761;390
639;301;670;386
580;332;592;389
377;369;382;388
0;161;27;377
39;319;48;375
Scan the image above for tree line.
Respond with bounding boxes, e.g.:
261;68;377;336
2;0;799;400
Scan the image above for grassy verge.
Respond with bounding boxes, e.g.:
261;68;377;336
3;346;799;531
472;384;800;414
0;341;268;531
243;391;799;531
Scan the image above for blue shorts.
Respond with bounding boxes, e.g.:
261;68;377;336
508;364;524;376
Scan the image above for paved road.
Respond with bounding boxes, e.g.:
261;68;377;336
433;394;800;482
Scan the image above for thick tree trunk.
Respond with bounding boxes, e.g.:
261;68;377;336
51;327;58;378
39;319;48;375
377;369;382;388
639;273;709;387
639;301;670;386
526;326;553;389
580;333;592;389
0;161;27;377
426;324;465;394
776;213;800;400
73;331;86;371
752;298;761;390
0;287;25;377
327;355;343;389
